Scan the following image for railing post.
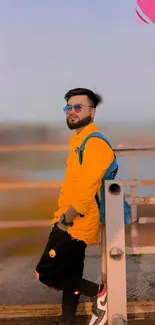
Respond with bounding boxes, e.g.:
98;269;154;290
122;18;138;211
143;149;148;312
104;180;127;325
129;156;137;223
129;156;139;249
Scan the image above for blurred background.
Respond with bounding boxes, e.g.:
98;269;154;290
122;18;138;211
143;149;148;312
0;0;155;304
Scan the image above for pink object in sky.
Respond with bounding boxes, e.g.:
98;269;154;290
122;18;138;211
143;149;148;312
136;0;155;24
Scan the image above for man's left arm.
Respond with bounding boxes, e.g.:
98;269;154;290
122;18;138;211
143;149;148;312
58;138;114;230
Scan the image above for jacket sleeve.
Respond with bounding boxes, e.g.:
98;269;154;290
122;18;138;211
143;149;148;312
71;138;114;215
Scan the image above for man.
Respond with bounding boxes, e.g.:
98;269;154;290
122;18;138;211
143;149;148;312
36;88;114;325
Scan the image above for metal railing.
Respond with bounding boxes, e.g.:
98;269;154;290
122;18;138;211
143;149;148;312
103;178;155;324
115;147;155;223
102;146;155;323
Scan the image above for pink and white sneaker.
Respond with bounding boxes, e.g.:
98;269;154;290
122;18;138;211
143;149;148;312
88;284;107;325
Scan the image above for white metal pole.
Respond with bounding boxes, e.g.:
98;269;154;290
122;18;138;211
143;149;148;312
104;180;127;325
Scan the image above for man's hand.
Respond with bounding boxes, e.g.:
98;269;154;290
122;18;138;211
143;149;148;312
57;205;77;232
65;205;77;223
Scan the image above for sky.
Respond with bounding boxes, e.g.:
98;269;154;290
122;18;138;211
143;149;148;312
0;0;155;124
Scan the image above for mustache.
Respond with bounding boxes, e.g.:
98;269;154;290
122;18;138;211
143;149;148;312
68;114;78;118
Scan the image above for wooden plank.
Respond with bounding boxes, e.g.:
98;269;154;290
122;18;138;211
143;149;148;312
0;301;155;319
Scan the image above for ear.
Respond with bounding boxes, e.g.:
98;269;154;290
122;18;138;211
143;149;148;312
90;107;96;118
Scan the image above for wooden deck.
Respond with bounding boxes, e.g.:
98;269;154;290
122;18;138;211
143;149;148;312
0;301;155;324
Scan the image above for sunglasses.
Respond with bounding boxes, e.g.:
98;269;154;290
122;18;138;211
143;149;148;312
63;104;92;113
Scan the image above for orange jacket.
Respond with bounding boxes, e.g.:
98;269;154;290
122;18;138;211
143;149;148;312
51;122;114;245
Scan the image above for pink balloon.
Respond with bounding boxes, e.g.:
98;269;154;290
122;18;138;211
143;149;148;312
137;0;155;23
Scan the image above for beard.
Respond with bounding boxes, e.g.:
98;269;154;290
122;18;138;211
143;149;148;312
66;115;93;130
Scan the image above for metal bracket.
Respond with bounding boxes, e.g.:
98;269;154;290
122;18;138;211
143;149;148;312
110;247;124;260
112;314;127;325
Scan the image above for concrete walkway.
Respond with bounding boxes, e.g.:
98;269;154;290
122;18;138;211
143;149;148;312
1;253;155;305
1;252;155;324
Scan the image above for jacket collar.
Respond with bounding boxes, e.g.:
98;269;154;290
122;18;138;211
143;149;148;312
70;122;98;143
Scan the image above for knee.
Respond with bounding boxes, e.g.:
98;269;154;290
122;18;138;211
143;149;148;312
35;260;58;290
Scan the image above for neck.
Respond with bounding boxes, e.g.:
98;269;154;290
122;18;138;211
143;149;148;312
76;126;85;135
76;121;93;135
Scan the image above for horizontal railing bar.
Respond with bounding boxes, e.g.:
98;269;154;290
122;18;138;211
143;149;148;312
123;180;155;186
0;179;155;190
0;181;155;205
115;147;155;152
128;196;155;205
0;220;50;229
116;150;155;156
0;181;62;190
0;144;155;153
0;144;69;153
1;220;155;255
138;217;155;223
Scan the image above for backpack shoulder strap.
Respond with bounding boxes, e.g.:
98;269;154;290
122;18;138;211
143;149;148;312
78;132;118;218
78;132;113;164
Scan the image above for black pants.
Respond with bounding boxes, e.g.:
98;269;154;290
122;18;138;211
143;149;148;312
36;223;99;325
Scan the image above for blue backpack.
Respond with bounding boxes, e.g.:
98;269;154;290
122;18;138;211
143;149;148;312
78;132;131;224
